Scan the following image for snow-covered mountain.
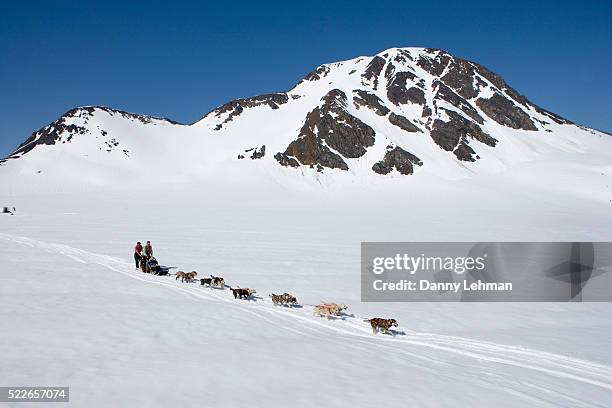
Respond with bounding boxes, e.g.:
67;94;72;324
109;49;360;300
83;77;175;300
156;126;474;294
1;47;611;194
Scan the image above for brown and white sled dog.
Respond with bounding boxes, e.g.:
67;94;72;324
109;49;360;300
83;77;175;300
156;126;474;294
175;271;198;282
313;303;348;318
269;293;298;306
364;318;398;334
201;275;224;288
231;287;256;299
282;293;298;306
210;275;225;288
270;293;285;305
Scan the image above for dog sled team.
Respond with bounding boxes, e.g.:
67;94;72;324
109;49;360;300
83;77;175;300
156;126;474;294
132;240;400;336
134;241;164;274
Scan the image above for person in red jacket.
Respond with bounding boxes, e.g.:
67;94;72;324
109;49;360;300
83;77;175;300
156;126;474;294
134;242;143;269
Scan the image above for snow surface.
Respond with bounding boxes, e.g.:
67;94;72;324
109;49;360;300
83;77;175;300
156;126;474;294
1;187;612;407
1;47;612;407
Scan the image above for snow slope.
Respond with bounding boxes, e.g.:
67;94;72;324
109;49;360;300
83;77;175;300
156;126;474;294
1;196;612;407
2;190;612;407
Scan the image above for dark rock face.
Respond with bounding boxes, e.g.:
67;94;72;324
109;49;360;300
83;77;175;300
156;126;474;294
472;62;531;108
211;93;289;130
275;131;348;170
1;106;165;162
353;90;390;116
372;145;423;175
417;49;452;76
416;48;573;131
472;62;506;91
415;49;573;132
418;50;571;129
393;49;414;64
476;93;537;130
430;110;497;161
387;71;425;106
250;145;265;159
433;81;484;124
384;62;395;80
405;87;426;105
214;93;289;115
6;108;91;159
318;90;376;158
361;56;386;89
534;106;572;125
276;89;376;170
304;65;331;81
241;145;266;160
441;59;479;99
273;152;299;168
388;113;421;133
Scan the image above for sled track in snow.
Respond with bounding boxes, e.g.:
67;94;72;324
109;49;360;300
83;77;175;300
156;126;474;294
3;232;612;401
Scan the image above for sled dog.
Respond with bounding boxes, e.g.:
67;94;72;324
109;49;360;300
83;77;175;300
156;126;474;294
231;287;256;299
176;271;198;282
313;303;348;317
270;293;285;305
210;275;225;288
270;293;298;306
282;293;298;305
364;318;398;334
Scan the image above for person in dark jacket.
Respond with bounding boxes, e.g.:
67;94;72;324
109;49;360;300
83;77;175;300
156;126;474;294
134;242;143;269
144;241;154;259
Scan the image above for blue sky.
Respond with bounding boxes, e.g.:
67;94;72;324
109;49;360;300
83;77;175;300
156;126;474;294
1;0;611;157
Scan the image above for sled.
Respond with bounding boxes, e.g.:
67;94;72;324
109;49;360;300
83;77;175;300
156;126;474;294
153;266;171;276
141;257;170;275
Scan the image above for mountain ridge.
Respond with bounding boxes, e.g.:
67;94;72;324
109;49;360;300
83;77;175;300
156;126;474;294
1;46;610;195
1;46;580;161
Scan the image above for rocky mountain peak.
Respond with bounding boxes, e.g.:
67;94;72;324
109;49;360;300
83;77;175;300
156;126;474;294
2;47;593;184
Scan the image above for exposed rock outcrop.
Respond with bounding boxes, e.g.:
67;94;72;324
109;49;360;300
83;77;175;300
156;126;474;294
239;146;266;160
440;59;480;99
6;108;91;158
361;56;386;90
1;106;170;163
249;145;265;160
211;93;289;130
417;49;452;76
430;110;497;161
353;90;390;116
275;131;348;170
304;65;330;81
275;89;376;170
388;113;421;133
372;145;423;175
475;93;537;130
433;81;484;124
387;72;425;106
